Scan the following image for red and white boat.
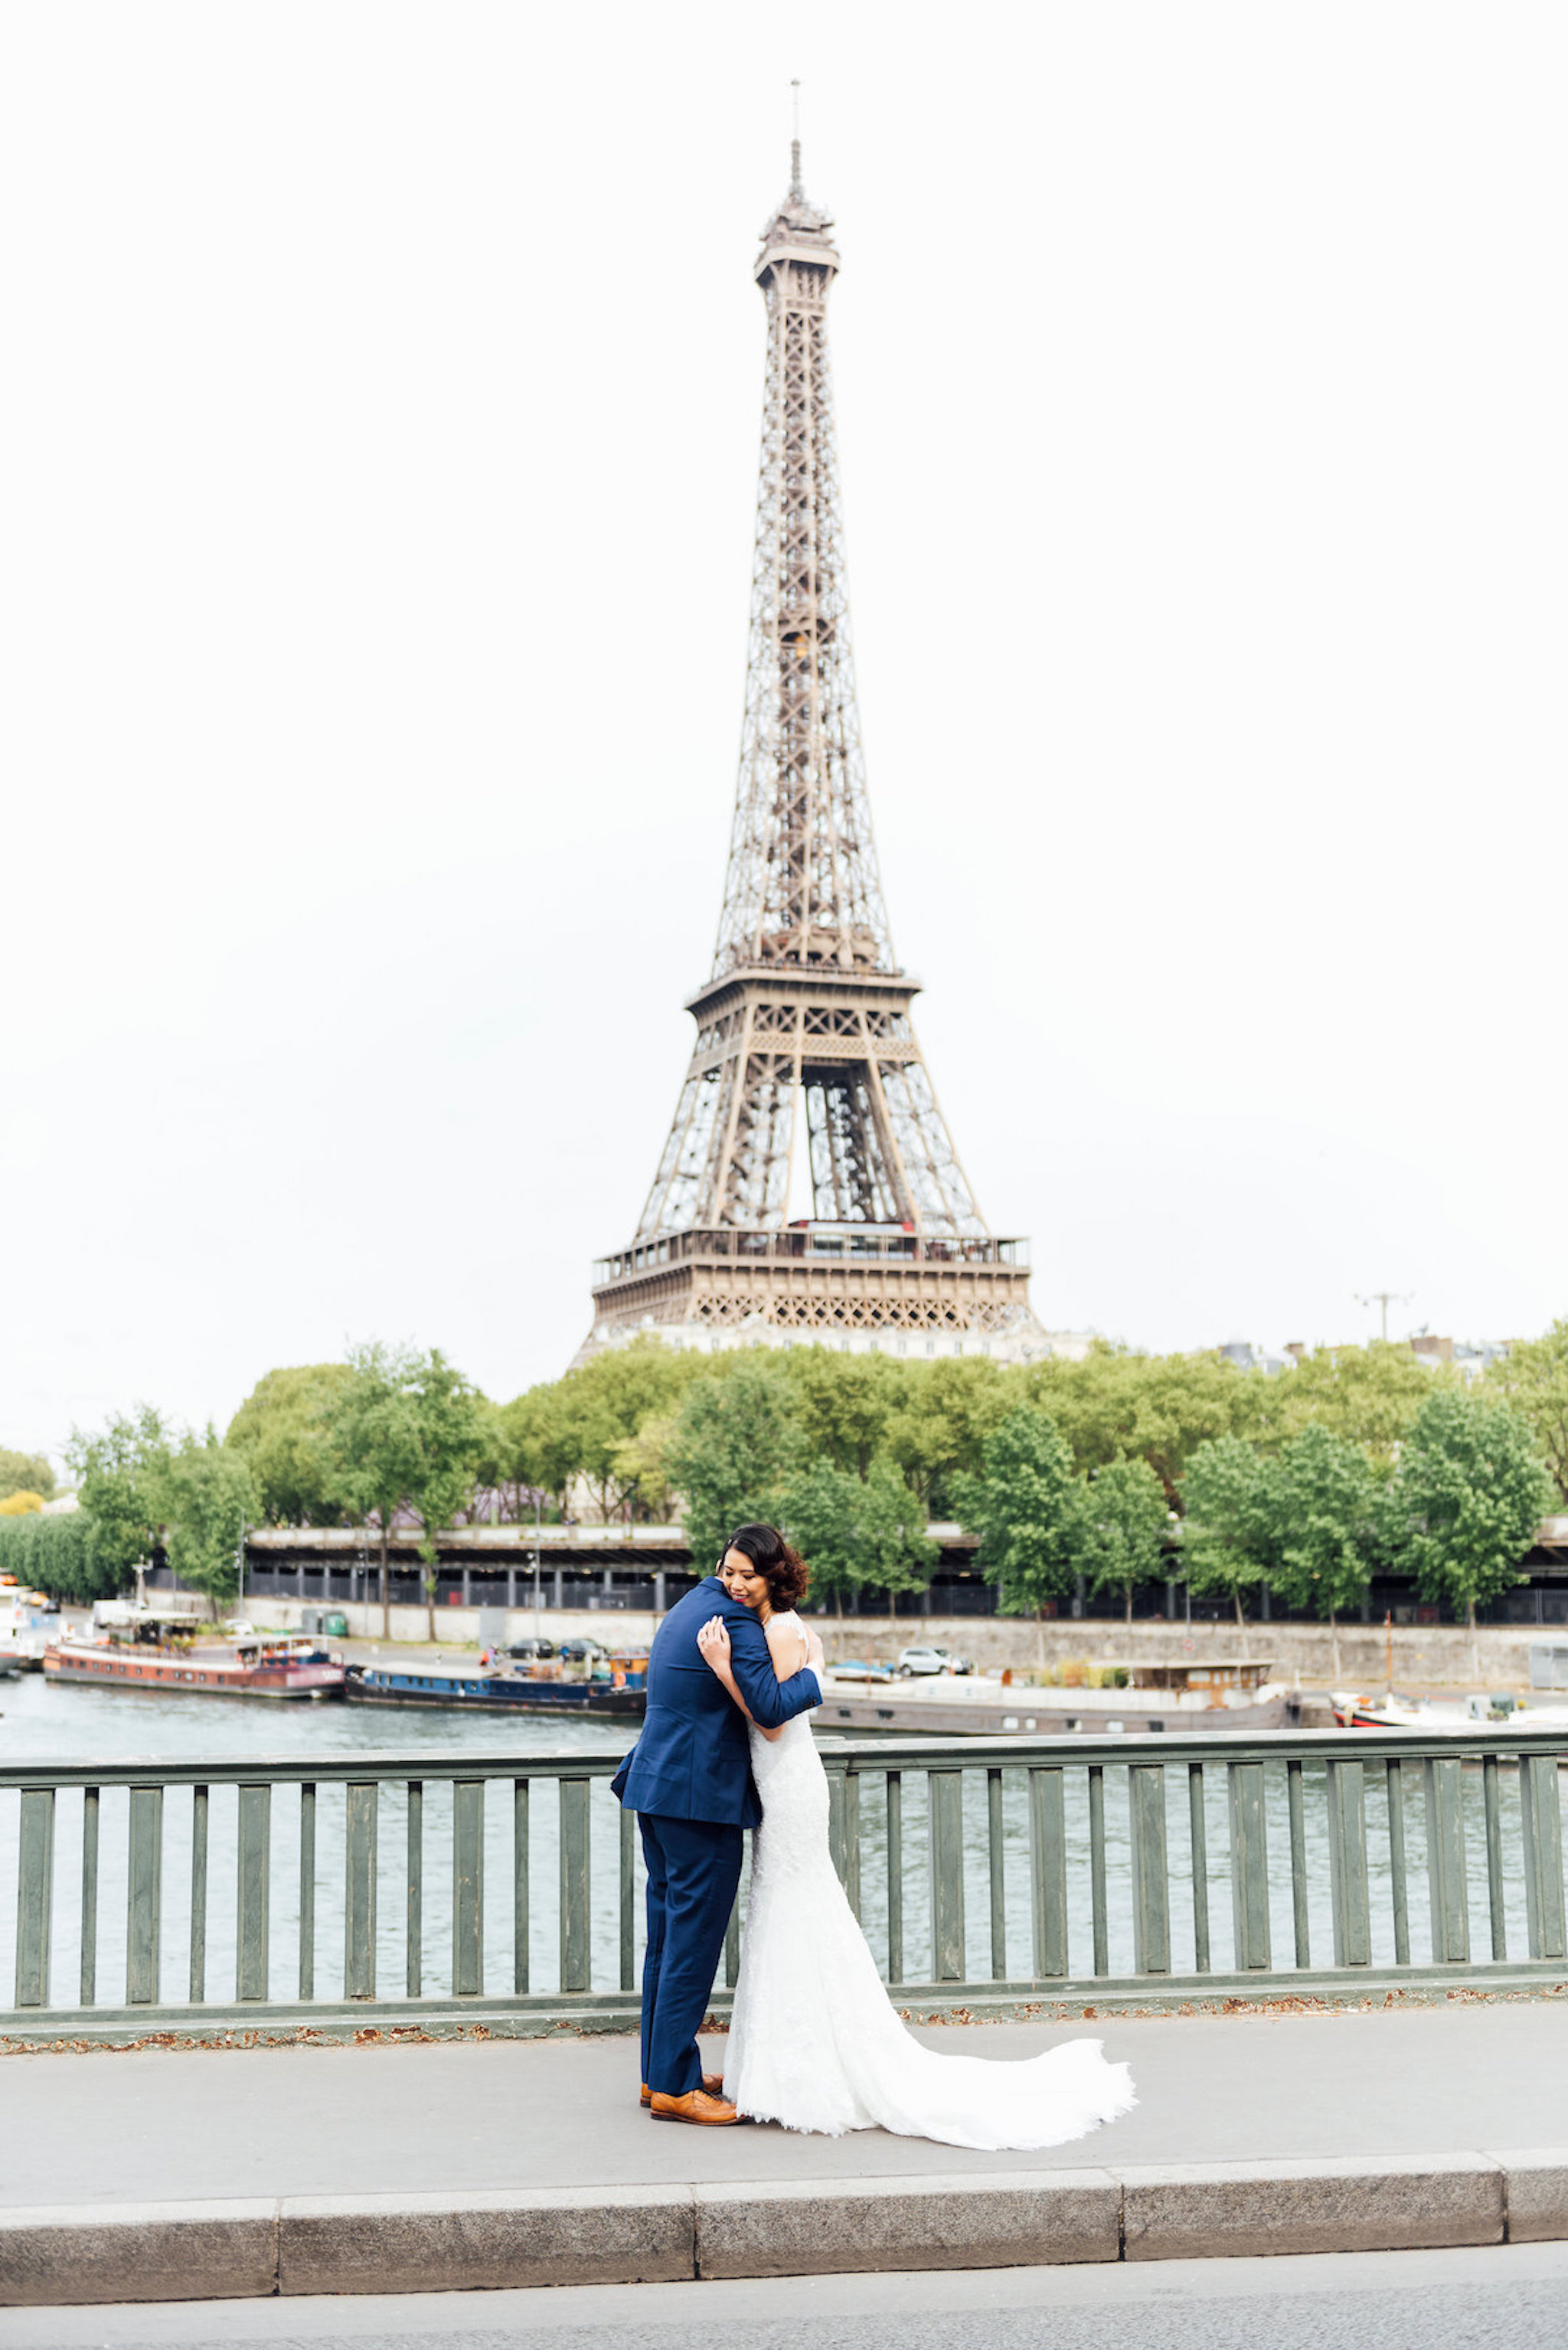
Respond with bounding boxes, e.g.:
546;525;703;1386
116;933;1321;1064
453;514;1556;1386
1330;1690;1568;1732
45;1621;345;1700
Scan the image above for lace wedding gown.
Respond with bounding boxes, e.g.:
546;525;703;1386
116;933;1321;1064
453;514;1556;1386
723;1622;1136;2149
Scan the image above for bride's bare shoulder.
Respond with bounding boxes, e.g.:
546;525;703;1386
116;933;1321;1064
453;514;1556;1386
763;1610;806;1669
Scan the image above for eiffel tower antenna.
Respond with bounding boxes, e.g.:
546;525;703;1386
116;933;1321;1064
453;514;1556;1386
585;138;1042;1361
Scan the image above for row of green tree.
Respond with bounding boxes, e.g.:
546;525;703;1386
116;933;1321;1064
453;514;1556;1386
961;1388;1552;1649
0;1346;490;1629
217;1322;1568;1534
4;1325;1563;1629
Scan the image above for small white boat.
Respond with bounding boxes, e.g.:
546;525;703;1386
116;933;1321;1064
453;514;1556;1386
1330;1690;1568;1732
0;1597;55;1670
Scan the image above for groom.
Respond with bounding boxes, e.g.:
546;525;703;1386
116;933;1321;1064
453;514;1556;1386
612;1541;823;2124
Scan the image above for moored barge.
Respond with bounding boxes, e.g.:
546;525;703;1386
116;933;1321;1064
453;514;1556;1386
344;1652;646;1719
45;1625;346;1700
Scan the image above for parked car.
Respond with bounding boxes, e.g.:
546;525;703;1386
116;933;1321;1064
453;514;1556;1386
506;1638;557;1662
897;1645;973;1678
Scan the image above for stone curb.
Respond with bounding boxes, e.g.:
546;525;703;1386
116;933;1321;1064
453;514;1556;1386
694;2170;1121;2278
0;2201;278;2309
1119;2152;1502;2262
2;2152;1566;2306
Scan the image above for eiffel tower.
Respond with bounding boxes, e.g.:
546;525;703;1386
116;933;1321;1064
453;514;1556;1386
586;137;1041;1361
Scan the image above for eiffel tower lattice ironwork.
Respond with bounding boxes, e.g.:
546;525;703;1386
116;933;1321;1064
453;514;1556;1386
587;141;1040;1358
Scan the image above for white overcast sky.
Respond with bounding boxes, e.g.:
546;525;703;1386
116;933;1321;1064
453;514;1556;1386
4;2;1565;1466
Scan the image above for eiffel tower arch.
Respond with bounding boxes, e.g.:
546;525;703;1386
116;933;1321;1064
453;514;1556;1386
585;141;1047;1365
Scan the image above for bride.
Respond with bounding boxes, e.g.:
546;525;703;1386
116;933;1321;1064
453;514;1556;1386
695;1525;1136;2151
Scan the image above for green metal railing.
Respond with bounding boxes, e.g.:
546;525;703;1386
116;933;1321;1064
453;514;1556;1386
2;1728;1564;2044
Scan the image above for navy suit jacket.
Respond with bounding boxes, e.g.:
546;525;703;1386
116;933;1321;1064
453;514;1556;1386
610;1577;822;1829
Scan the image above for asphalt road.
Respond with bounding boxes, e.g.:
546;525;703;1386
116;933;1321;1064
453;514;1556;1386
3;2246;1567;2350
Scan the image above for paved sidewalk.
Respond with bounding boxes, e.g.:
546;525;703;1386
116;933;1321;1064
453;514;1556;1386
3;2008;1566;2304
3;2005;1567;2206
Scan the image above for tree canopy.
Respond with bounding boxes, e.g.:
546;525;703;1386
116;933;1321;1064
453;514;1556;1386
1078;1456;1170;1626
664;1357;801;1567
44;1319;1564;1630
1487;1319;1568;1504
226;1364;354;1525
66;1406;175;1585
954;1407;1082;1618
0;1508;116;1603
162;1435;255;1613
0;1448;56;1503
1391;1388;1555;1632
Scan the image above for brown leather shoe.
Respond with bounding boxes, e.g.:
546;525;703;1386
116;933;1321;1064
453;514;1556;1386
641;2072;724;2107
649;2087;739;2126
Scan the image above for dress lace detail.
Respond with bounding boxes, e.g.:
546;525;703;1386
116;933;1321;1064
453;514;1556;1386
724;1626;1136;2149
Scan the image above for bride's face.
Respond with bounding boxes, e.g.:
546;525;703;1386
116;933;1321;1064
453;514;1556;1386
718;1551;769;1613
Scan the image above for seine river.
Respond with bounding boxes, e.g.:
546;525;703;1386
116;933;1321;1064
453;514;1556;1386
0;1673;1545;2011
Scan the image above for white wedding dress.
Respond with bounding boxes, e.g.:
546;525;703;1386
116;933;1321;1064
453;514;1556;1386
723;1616;1136;2149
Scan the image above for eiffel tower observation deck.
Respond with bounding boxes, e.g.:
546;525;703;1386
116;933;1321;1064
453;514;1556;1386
587;139;1044;1363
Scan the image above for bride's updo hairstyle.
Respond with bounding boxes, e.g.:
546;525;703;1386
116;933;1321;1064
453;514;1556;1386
720;1521;810;1612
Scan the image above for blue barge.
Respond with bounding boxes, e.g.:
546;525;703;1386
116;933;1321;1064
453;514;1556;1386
344;1662;646;1719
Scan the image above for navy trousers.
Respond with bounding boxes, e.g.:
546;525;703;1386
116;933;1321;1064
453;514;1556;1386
638;1812;743;2097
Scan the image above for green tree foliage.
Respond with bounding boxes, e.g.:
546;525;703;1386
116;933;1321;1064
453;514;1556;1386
0;1508;116;1603
66;1407;175;1584
1269;1425;1381;1667
161;1435;256;1615
1487;1320;1568;1504
1078;1456;1170;1626
776;1460;869;1615
884;1356;1010;1513
225;1364;354;1525
1262;1343;1444;1464
1023;1345;1263;1500
1179;1435;1285;1623
783;1349;903;1481
494;1337;701;1520
318;1343;486;1633
854;1458;939;1621
405;1352;495;1636
953;1407;1081;1618
1392;1388;1555;1639
664;1358;801;1567
559;1338;704;1518
0;1448;56;1502
776;1456;936;1620
494;1382;578;1509
609;1413;679;1518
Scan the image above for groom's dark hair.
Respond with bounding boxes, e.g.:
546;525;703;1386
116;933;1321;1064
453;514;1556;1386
717;1521;810;1611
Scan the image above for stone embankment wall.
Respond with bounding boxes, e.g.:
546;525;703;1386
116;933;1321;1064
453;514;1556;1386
251;1597;1558;1687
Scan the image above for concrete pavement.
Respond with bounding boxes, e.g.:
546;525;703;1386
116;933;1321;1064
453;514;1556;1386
3;2008;1568;2303
4;2005;1568;2204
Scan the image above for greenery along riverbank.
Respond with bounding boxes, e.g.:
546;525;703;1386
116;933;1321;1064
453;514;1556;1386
4;1325;1567;1632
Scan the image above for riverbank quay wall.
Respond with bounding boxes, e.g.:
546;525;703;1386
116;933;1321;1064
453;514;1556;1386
2;1727;1563;2051
237;1589;1563;1689
206;1518;1568;1659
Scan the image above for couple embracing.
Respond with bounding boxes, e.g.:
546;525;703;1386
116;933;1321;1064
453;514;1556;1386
611;1522;1135;2147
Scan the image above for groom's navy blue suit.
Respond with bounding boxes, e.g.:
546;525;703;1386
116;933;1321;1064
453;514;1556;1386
612;1576;821;2097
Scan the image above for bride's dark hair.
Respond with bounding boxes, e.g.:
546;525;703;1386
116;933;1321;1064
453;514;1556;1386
719;1521;810;1611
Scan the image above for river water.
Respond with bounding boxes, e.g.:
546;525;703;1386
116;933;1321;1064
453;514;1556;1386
0;1674;1549;2008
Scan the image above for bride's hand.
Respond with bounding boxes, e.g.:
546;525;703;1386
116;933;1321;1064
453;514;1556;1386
697;1616;732;1670
804;1628;825;1674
